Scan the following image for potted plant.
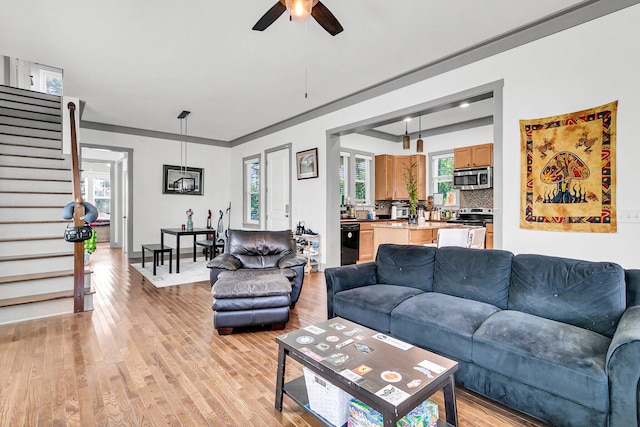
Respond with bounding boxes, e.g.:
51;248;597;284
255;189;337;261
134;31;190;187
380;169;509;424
403;162;419;224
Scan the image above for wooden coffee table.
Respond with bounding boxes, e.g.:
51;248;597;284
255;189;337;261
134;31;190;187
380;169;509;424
275;317;458;426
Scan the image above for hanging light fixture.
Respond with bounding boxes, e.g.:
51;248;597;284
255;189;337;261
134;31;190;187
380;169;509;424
402;119;410;150
174;110;195;193
416;115;424;153
286;0;314;23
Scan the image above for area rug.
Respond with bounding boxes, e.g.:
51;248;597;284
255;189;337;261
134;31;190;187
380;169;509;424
130;258;210;288
520;101;617;232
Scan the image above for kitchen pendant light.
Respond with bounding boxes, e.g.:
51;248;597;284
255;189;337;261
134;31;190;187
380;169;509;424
402;120;410;150
416;116;424;153
174;110;195;193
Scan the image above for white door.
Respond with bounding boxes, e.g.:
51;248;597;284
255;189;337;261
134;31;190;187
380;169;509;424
122;159;129;253
266;147;291;230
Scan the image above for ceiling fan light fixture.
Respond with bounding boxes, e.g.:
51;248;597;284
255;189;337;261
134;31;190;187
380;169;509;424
286;0;313;23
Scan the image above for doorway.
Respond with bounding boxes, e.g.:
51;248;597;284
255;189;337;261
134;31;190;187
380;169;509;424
80;144;134;255
265;144;292;230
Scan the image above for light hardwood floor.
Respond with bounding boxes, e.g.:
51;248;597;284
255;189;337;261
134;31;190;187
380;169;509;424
0;245;549;426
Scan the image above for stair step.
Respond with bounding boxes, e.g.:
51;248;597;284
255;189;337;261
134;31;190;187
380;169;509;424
0;134;61;149
0;153;69;169
0;237;71;256
0;268;90;285
0;207;67;221
0;124;61;140
0;221;70;240
0;99;60;116
0;251;73;263
0;91;61;110
0;115;62;131
0;177;71;193
0;144;65;159
0;106;61;124
0;191;71;207
0;85;61;103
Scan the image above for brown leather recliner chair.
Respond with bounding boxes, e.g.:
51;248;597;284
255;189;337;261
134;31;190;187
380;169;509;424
207;229;307;306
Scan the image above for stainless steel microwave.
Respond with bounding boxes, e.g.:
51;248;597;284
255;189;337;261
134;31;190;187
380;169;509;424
453;167;493;190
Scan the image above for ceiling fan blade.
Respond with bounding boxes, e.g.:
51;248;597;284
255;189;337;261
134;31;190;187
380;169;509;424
252;1;287;31
311;1;343;36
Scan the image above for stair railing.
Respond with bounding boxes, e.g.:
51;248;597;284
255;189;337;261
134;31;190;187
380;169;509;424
67;102;85;312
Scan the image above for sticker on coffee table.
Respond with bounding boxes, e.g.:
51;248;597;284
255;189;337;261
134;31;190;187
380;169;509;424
353;364;372;375
375;384;410;404
340;369;362;382
335;339;354;349
418;359;445;374
329;323;346;330
304;325;326;335
353;335;367;341
325;353;349;366
296;335;315;345
299;347;323;362
314;342;330;351
413;366;434;378
380;371;402;383
407;379;422;388
355;343;373;353
343;327;363;337
325;335;340;342
371;333;413;351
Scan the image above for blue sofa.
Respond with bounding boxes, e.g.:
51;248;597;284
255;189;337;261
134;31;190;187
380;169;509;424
324;244;640;427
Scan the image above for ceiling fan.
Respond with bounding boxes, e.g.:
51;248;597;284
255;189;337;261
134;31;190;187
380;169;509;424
252;0;344;36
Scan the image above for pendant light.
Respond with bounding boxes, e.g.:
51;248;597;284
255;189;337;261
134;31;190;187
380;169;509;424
416;115;424;153
402;120;410;150
174;110;195;193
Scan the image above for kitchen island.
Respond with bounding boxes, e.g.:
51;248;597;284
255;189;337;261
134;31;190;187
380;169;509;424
372;222;464;257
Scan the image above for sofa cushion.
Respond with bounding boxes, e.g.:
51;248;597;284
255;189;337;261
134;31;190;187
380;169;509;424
376;244;436;292
473;310;610;412
390;292;501;362
333;284;424;333
509;254;626;337
433;247;514;309
227;229;294;268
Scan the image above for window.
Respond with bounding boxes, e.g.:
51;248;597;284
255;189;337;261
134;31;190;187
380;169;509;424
340;150;373;205
40;69;63;96
243;155;261;227
431;152;454;196
93;178;111;214
354;154;371;203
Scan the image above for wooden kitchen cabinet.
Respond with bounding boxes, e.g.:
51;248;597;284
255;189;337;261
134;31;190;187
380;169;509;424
454;143;493;169
358;222;375;263
486;223;494;249
375;154;426;201
408;228;434;245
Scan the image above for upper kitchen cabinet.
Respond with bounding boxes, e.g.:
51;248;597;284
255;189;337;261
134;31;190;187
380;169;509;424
454;143;493;169
375;154;426;201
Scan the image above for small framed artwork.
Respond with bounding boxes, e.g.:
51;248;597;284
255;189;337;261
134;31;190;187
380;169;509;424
163;164;204;195
296;148;318;180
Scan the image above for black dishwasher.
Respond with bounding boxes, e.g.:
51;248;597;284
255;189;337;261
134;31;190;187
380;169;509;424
340;223;360;265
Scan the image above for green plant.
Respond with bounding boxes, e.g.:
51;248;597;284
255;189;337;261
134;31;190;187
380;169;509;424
403;162;419;216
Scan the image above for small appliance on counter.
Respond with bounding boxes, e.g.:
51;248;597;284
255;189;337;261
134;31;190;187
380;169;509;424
391;202;409;219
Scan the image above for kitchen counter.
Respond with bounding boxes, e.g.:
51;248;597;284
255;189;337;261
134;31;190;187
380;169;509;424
371;221;462;229
371;222;466;256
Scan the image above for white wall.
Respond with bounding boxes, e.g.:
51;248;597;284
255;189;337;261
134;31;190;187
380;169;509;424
231;5;640;269
80;129;231;254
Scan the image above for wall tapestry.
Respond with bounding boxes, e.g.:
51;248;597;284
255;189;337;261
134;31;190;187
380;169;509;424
520;101;617;232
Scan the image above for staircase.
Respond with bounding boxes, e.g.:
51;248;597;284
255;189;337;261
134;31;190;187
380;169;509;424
0;85;93;325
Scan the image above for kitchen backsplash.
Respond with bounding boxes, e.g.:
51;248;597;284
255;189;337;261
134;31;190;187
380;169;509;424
459;189;493;208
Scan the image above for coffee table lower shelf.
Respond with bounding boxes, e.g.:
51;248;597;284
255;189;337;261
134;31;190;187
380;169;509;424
283;376;452;427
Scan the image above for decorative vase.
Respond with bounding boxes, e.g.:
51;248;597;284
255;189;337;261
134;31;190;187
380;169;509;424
186;216;193;231
408;214;418;225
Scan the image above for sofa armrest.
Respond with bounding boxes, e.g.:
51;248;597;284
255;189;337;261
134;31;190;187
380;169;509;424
279;253;307;269
324;262;378;318
207;253;242;271
606;305;640;427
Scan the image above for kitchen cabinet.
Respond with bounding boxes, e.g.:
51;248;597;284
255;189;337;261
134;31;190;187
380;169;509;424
454;143;493;169
486;223;494;249
358;222;375;263
374;154;426;201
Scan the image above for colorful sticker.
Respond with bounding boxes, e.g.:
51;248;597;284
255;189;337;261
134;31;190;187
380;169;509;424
296;335;314;345
355;343;373;353
413;366;434;378
299;347;324;362
353;335;367;341
353;365;372;375
329;323;346;330
325;353;350;366
380;371;402;383
340;369;362;382
315;343;330;351
407;379;422;389
326;335;340;342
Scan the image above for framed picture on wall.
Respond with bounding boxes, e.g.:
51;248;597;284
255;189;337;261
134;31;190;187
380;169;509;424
296;148;318;180
163;164;204;195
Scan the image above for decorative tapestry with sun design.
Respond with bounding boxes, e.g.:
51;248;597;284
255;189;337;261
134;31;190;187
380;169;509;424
520;101;617;232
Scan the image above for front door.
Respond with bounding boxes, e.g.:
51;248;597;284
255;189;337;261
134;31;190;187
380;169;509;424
266;146;291;230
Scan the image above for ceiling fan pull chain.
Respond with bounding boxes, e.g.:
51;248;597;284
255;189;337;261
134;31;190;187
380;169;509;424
305;21;309;99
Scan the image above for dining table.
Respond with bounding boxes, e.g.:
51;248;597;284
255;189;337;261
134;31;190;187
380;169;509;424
160;227;213;273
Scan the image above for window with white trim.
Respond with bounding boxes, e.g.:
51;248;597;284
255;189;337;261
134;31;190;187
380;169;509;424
243;155;261;227
340;150;373;204
354;154;372;203
431;152;454;197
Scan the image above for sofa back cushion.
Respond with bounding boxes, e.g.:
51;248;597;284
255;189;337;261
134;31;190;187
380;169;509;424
509;254;626;338
433;247;514;309
376;244;436;292
626;269;640;307
227;229;294;269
